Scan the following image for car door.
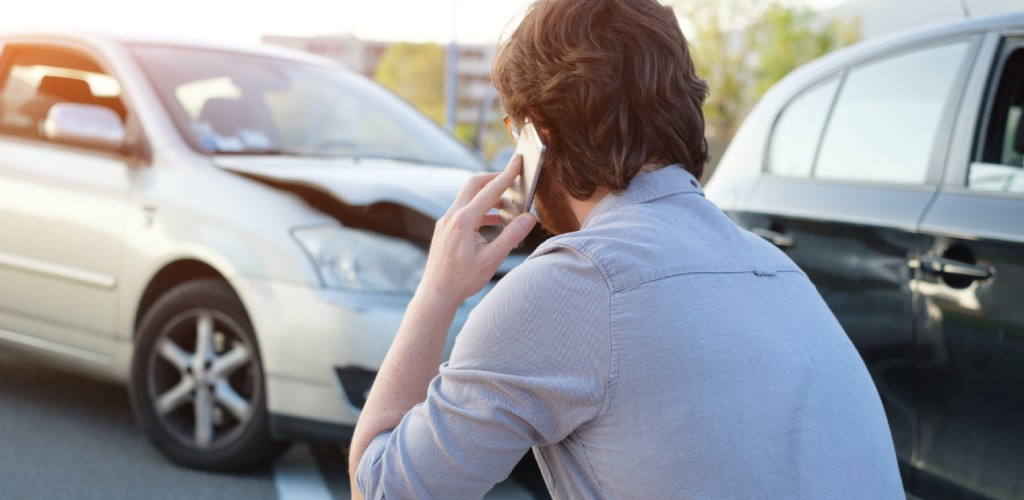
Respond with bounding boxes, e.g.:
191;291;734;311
731;36;979;489
0;42;136;362
912;33;1024;499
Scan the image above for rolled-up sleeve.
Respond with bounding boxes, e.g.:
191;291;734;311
356;432;392;499
355;245;612;499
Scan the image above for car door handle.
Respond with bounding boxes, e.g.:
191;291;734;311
752;228;795;249
919;256;993;281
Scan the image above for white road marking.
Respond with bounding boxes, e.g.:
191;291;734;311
274;445;337;500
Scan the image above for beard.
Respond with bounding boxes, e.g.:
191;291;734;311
533;170;581;235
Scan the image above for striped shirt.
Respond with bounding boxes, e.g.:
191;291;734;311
357;165;903;499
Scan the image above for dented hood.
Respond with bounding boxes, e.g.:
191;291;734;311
215;155;476;220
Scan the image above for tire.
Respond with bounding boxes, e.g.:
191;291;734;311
130;278;288;471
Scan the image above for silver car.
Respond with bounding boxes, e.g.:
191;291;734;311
0;32;524;471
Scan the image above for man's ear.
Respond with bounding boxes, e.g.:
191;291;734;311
536;122;552;146
529;115;553;145
539;127;553;146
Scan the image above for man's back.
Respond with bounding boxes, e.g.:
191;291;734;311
357;166;903;498
520;167;903;497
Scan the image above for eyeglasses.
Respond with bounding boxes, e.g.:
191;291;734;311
503;114;520;144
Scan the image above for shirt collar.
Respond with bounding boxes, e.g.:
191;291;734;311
582;165;704;227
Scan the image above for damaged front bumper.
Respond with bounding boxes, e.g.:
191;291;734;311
230;272;498;443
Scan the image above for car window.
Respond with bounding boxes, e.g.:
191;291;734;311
768;76;840;177
970;46;1024;194
0;47;126;143
130;45;484;171
815;41;970;185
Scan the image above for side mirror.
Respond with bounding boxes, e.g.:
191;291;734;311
43;103;126;152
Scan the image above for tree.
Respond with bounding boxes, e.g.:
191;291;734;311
678;0;760;146
675;0;859;174
750;4;860;97
374;43;447;125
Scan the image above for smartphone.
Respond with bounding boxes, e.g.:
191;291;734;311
498;121;546;228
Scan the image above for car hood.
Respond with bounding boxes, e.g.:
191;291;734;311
216;155;543;274
215;155;475;220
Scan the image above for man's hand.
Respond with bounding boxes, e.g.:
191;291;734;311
418;155;538;309
348;156;535;499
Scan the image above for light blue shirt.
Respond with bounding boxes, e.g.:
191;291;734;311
358;166;903;499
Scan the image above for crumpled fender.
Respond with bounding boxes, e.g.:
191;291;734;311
216;156;475;248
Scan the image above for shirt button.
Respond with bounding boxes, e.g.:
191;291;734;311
690;179;699;187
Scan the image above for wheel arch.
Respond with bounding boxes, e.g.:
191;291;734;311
129;275;288;470
134;259;231;336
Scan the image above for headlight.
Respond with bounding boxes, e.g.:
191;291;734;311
293;226;426;294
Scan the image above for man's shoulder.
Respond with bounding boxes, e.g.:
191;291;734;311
453;235;613;373
526;222;655;295
504;238;611;298
531;197;803;292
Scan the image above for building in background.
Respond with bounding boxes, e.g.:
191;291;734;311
262;34;497;128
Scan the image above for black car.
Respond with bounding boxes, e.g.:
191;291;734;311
706;11;1024;500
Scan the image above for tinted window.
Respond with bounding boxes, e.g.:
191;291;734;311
970;46;1024;194
815;42;969;184
769;76;840;177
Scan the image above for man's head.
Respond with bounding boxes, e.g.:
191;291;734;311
493;0;709;231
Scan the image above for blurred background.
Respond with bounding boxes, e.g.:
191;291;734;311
2;0;1021;179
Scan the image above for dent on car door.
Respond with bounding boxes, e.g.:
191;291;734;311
0;43;134;362
913;37;1024;500
736;38;977;486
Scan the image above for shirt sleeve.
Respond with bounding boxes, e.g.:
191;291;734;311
356;245;613;499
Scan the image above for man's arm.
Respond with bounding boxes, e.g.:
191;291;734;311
347;157;536;499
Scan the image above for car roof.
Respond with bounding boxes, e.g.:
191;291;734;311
0;30;338;68
769;10;1024;95
889;9;1024;38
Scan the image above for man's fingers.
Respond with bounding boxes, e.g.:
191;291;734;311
484;213;536;262
465;155;522;216
448;172;500;216
457;152;521;212
481;213;503;227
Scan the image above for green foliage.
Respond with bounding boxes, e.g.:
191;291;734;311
454;122;477;146
374;42;447;125
373;44;509;161
675;0;859;173
680;0;760;143
750;4;861;97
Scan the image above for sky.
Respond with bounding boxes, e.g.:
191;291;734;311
0;0;850;46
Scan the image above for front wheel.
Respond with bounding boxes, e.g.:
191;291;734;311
130;278;288;471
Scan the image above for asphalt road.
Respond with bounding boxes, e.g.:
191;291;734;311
0;349;543;499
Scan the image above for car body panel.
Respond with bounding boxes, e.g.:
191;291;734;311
214;156;473;222
0;137;128;358
234;274;492;427
908;31;1024;498
0;31;496;444
708;11;1024;498
913;192;1024;498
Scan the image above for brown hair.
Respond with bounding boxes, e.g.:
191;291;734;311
493;0;709;199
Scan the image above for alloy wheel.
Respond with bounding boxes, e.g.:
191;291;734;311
146;308;260;450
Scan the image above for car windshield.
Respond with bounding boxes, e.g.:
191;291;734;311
129;44;484;170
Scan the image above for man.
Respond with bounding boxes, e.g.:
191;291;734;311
349;0;904;498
